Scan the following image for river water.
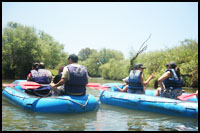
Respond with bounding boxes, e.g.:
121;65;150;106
2;78;198;131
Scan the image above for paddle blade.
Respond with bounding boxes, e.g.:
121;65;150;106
86;83;109;90
2;84;17;87
177;93;196;101
20;81;42;89
86;83;102;88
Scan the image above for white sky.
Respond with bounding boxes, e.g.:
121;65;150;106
2;2;198;59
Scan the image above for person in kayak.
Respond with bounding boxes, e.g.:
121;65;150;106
27;62;39;80
53;66;64;84
115;63;155;94
154;62;183;99
51;66;64;96
115;77;129;92
26;62;52;97
50;54;89;96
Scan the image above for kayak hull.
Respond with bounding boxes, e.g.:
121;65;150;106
99;90;198;119
2;80;99;113
104;83;198;102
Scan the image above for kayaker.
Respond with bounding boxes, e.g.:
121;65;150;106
26;62;52;97
154;62;183;99
50;54;89;96
27;62;39;80
53;66;64;84
115;77;128;92
116;63;155;94
39;62;53;82
51;66;64;96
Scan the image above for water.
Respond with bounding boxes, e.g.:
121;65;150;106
2;78;198;131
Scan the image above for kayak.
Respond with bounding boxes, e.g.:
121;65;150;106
2;80;99;113
103;83;198;102
99;90;198;119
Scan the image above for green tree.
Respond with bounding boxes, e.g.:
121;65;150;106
2;22;69;79
78;48;97;61
2;22;41;79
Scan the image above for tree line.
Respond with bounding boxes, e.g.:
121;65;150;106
2;22;198;87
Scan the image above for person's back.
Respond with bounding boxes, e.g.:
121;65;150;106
64;63;88;95
38;62;52;83
128;69;144;93
157;62;183;99
127;63;154;94
26;62;52;97
50;54;89;96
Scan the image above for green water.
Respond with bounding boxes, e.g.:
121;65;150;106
2;78;198;131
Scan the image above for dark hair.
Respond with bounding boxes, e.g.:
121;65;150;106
32;62;39;70
68;54;78;63
175;67;181;80
58;66;64;74
154;80;158;89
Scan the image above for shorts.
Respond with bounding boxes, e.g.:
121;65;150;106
51;86;85;96
127;89;145;94
161;88;182;99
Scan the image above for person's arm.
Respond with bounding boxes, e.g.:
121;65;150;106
157;71;170;91
115;85;128;92
27;73;31;80
50;66;68;88
50;78;65;88
141;73;155;86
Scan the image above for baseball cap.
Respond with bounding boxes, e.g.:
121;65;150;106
135;63;146;69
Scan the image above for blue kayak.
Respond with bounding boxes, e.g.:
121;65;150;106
2;80;99;113
99;90;198;119
103;83;198;102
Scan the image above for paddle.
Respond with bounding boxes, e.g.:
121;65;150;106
2;84;18;87
3;81;49;90
177;93;197;101
86;83;109;90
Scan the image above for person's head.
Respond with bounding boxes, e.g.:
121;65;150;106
58;66;64;74
165;64;170;69
135;63;146;71
166;61;181;79
32;62;39;70
68;54;78;64
166;62;177;69
39;62;45;69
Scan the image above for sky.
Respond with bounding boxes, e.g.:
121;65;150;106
2;2;198;59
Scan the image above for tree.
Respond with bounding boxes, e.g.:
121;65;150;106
78;48;97;61
2;22;41;79
2;22;69;79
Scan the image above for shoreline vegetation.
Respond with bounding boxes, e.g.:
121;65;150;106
2;22;198;88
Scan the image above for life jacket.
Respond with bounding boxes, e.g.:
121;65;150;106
64;64;88;95
127;70;144;90
29;69;51;84
27;69;51;97
163;69;183;90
